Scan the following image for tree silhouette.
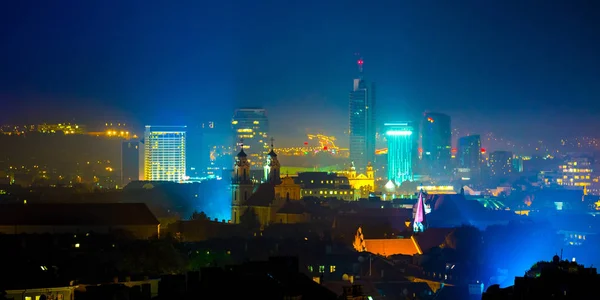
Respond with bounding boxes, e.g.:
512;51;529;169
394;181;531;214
443;225;485;278
190;210;208;220
240;208;261;231
188;250;233;270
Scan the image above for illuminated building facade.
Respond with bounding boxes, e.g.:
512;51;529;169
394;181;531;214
232;108;269;169
385;122;414;185
457;135;482;179
489;150;513;178
295;172;355;201
420;113;451;178
349;58;376;172
416;185;456;194
340;163;375;198
143;126;187;182
557;157;593;188
121;141;142;186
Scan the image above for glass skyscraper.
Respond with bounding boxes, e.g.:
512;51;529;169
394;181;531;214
420;112;451;177
385;122;414;184
232;108;269;169
457;134;482;177
349;58;376;172
143;125;187;182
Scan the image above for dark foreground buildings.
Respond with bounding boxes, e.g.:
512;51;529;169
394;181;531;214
483;255;600;299
0;203;160;238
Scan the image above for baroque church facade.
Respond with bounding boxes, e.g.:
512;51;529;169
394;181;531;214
231;140;308;228
339;162;376;198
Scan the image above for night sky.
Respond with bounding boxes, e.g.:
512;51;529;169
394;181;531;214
1;0;599;147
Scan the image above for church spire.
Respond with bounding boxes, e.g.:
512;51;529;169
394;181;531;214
268;137;277;157
413;189;426;233
237;138;247;158
268;137;281;184
234;139;251;184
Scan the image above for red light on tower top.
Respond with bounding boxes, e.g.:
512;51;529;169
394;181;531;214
481;148;486;154
357;59;364;65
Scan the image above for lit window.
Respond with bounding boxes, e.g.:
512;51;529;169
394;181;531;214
330;265;336;273
319;266;325;273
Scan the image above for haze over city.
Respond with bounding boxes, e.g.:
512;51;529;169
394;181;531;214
1;1;600;300
3;1;600;149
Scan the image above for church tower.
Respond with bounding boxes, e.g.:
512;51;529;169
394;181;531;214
231;141;254;223
366;162;374;179
348;162;357;179
267;138;281;185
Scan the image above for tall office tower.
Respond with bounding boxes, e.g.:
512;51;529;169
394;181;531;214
420;112;451;178
457;135;482;178
489;151;513;178
121;140;142;186
385;122;414;185
349;58;376;172
231;108;269;169
143;125;187;182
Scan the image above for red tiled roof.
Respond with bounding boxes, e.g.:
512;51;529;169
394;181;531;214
364;238;421;257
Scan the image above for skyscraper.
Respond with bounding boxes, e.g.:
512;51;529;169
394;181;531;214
121;140;142;186
143;125;187;182
420;113;451;178
457;135;482;178
231;108;269;169
349;58;376;172
385;122;414;185
489;151;513;178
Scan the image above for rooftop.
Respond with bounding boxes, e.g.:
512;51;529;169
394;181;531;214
0;203;159;226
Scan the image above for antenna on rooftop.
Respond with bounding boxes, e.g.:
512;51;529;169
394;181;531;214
560;248;563;261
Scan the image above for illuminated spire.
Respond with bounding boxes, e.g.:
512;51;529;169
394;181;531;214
413;189;426;232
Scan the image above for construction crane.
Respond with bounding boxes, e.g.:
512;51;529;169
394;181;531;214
375;148;388;155
307;134;339;150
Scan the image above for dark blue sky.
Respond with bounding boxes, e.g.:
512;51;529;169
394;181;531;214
1;0;599;146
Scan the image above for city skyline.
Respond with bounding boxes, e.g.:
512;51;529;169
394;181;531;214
2;1;600;149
